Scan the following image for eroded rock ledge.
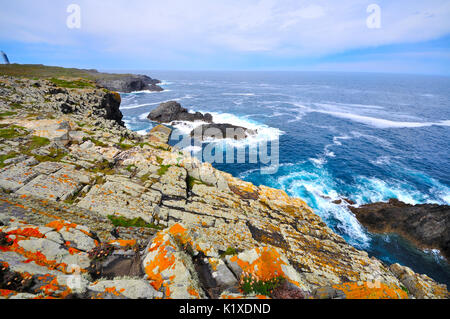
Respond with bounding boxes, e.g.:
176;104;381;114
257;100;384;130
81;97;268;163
349;198;450;262
0;75;448;299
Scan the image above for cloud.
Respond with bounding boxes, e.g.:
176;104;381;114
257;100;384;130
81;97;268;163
0;0;449;63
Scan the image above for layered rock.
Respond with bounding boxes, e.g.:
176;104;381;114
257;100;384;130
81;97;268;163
349;198;450;261
0;75;448;299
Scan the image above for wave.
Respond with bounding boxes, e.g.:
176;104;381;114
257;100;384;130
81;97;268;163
169;111;285;148
121;102;159;110
316;110;450;129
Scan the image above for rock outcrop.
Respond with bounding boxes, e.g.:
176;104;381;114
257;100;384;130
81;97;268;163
191;123;257;140
0;75;448;299
95;74;163;93
349;198;450;261
148;101;213;124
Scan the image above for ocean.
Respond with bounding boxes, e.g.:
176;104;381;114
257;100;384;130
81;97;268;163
119;71;450;285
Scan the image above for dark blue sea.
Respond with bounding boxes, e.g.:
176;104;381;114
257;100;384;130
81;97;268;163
118;71;450;285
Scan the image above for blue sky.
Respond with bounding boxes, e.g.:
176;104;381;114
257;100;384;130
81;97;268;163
1;0;449;75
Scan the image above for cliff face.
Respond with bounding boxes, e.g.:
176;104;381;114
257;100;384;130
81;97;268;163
0;76;448;299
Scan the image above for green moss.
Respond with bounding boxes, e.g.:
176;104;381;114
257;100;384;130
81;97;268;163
107;215;164;230
140;173;151;183
187;176;205;190
0;152;18;168
156;156;164;165
157;165;171;176
220;247;238;258
240;275;284;297
125;164;137;172
117;142;133;150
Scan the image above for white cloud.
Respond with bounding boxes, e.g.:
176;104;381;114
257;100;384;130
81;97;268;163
0;0;449;59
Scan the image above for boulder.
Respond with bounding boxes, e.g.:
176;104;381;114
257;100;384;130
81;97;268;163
148;101;213;124
190;123;257;141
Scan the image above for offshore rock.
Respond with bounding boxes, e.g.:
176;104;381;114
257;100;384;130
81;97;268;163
349;198;450;261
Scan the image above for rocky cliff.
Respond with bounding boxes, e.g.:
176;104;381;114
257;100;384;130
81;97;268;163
0;75;448;299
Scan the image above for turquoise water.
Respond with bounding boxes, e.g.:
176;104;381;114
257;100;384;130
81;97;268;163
120;71;450;285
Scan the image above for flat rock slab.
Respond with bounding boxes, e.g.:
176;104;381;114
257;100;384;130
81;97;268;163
77;180;161;223
0;165;40;192
16;167;91;201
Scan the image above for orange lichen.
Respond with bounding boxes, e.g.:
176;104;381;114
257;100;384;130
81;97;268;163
331;282;409;299
0;289;16;297
7;227;45;238
108;239;137;247
187;287;199;298
231;247;287;282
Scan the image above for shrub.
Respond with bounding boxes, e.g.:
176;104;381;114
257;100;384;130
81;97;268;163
88;243;115;262
240;273;284;297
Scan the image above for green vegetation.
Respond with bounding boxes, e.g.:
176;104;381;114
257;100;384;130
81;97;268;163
0;126;27;139
117;142;133;150
400;284;410;296
157;165;171;176
187;176;205;190
0;64;145;82
0;111;17;120
156;156;164;165
31;148;68;163
220;247;238;258
28;136;50;149
87;159;115;175
107;215;164;230
82;137;108;147
49;78;95;89
125;164;137;172
240;275;284;297
0;152;18;168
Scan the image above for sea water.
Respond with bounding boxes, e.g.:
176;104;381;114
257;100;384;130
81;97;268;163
119;71;450;285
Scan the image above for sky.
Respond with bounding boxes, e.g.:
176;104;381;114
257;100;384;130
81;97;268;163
0;0;449;75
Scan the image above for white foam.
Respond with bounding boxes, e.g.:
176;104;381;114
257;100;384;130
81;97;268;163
317;110;450;129
121;102;159;110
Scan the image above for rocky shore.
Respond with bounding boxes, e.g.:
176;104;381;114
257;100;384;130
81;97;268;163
349;198;450;262
0;72;448;299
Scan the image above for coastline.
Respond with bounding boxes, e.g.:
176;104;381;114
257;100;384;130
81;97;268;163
0;66;448;299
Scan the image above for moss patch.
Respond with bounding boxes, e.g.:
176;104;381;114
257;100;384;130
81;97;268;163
157;165;171;176
0;152;18;168
107;215;164;230
49;78;95;89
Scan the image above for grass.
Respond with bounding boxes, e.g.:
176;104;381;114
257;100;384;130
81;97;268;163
28;136;50;149
157;165;171;176
240;275;284;297
0;126;27;139
31;148;68;163
0;111;16;117
107;215;165;230
0;152;18;168
49;78;96;89
0;64;149;82
83;137;108;147
87;159;115;175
